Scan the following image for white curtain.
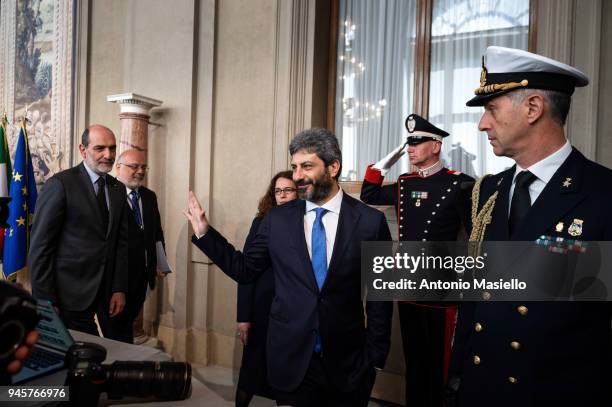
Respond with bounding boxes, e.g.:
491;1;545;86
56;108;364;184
335;0;417;181
429;0;529;177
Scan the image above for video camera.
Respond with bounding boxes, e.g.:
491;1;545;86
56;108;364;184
65;341;192;405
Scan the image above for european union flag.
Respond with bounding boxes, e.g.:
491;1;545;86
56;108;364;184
2;122;37;280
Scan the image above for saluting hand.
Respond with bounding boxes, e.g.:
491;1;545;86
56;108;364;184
183;191;210;237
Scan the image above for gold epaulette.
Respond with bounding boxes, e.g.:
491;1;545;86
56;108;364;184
469;175;498;242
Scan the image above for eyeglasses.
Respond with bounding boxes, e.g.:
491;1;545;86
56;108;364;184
274;187;297;195
121;163;149;171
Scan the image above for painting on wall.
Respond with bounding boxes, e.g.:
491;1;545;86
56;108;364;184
1;0;75;184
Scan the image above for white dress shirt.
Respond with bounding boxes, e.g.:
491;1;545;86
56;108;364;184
304;188;343;267
509;140;572;213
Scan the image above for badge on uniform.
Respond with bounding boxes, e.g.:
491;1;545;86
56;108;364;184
406;117;416;132
555;222;564;232
567;219;583;237
411;191;428;207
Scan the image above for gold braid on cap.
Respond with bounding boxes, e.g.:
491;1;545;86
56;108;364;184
469;175;498;242
474;79;529;95
475;57;529;95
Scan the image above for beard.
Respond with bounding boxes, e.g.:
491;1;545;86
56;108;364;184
296;168;335;204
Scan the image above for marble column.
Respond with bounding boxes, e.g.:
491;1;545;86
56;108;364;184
107;93;162;156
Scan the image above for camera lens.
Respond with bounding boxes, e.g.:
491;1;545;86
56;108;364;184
0;320;25;361
106;361;192;400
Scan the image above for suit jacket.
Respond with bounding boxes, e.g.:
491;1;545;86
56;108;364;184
29;162;129;311
193;193;393;392
126;186;164;306
236;217;274;324
451;148;612;406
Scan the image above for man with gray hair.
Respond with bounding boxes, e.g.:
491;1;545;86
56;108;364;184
185;128;393;406
449;46;612;406
110;149;167;343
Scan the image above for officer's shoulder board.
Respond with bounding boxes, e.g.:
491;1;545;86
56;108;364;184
446;169;462;176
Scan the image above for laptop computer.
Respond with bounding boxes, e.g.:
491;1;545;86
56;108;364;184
11;300;74;384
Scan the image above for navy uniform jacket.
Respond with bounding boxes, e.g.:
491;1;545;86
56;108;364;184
192;194;393;392
451;148;612;406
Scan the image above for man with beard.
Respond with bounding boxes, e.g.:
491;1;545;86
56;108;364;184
111;149;167;343
361;114;473;407
184;128;393;406
30;125;128;336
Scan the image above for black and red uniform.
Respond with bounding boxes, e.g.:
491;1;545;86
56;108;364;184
361;163;473;407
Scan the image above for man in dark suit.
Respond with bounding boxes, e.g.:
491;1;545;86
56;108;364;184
449;46;612;406
29;125;128;336
112;149;166;343
185;128;393;406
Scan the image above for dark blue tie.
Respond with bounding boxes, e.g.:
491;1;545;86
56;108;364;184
130;190;143;228
312;207;328;353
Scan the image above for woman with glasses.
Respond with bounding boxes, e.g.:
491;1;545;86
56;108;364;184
235;170;297;406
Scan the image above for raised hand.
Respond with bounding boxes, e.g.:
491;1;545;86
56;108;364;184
183;191;210;237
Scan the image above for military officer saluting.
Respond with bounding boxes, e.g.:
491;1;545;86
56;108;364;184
450;46;612;407
361;114;473;407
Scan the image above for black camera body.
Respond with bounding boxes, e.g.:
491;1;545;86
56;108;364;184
65;342;192;405
0;281;40;385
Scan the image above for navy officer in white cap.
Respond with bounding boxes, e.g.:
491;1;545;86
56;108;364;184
449;46;612;406
361;113;473;407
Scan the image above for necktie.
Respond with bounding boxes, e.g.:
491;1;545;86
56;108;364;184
96;176;109;231
508;170;537;236
311;207;328;353
130;190;143;228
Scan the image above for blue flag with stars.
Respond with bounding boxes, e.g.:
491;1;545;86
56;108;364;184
2;122;37;280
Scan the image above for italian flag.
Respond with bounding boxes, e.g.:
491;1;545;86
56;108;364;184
0;116;11;260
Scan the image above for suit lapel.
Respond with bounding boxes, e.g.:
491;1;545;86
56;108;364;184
140;187;153;232
107;175;124;237
515;149;587;241
322;194;360;292
289;200;320;292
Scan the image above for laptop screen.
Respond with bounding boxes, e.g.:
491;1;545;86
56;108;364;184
10;300;74;384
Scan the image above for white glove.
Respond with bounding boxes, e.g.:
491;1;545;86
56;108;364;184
372;141;408;175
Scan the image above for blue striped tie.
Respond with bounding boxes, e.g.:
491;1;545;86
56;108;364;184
312;207;328;353
130;190;143;228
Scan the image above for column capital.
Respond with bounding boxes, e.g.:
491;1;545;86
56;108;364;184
107;92;163;115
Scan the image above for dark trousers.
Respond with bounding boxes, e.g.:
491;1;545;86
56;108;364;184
59;285;107;336
103;286;147;343
399;302;455;407
274;354;376;407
